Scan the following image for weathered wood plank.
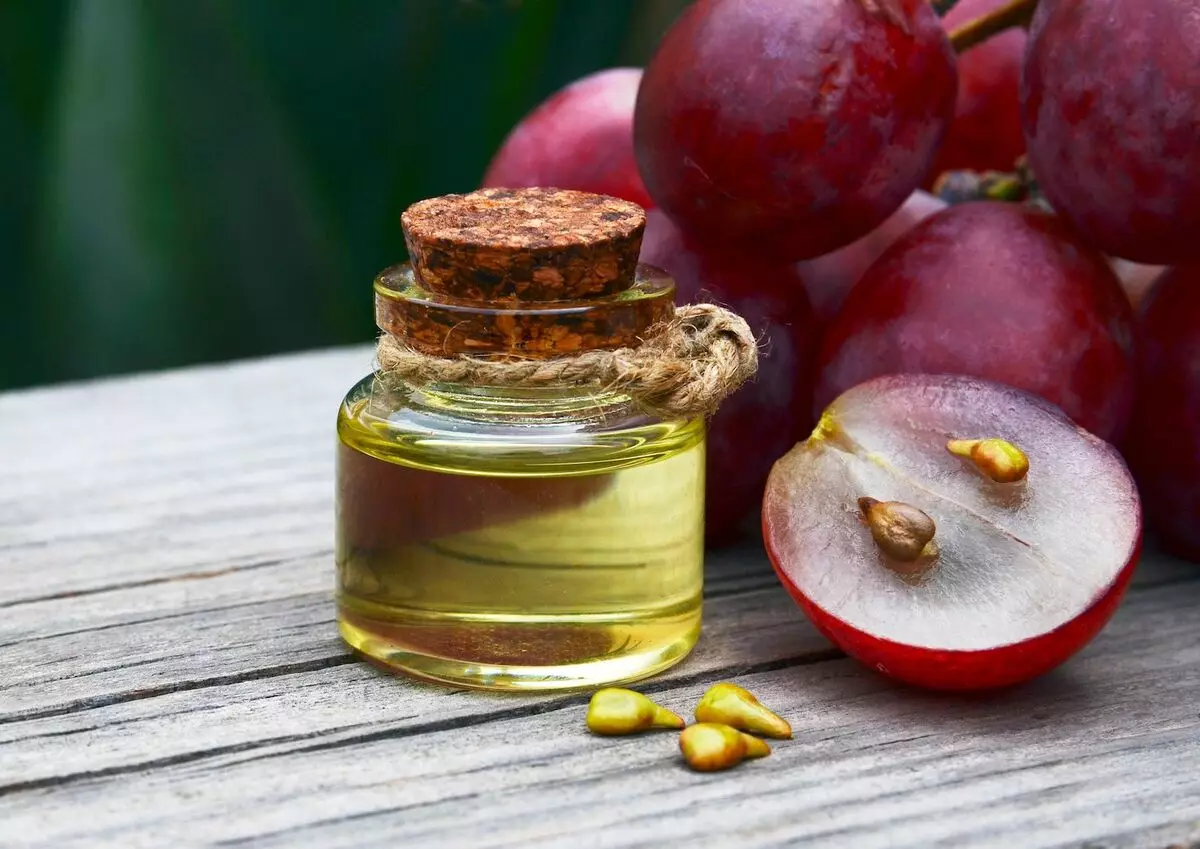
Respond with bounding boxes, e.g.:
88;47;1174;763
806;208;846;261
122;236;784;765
0;582;832;787
1;538;1188;718
2;543;1191;805
0;538;772;649
0;579;1196;849
0;347;368;600
4;346;1200;848
0;539;780;715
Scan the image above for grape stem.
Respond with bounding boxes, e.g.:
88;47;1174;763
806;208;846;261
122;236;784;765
949;0;1038;53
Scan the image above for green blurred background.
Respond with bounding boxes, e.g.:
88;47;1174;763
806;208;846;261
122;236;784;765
0;0;689;391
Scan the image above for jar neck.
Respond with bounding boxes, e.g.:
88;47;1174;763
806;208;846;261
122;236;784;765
373;263;676;359
392;378;642;426
369;261;678;427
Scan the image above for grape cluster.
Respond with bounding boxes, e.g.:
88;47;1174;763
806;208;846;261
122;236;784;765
482;0;1200;556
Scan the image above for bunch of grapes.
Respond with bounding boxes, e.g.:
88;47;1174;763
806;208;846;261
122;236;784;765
481;0;1200;562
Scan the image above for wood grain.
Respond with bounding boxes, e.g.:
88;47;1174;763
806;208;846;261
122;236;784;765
0;582;830;786
2;346;1198;849
0;580;1197;848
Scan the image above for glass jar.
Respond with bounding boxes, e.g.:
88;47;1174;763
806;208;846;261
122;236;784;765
334;188;706;691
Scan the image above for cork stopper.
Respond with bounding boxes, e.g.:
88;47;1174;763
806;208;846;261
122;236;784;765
401;187;646;301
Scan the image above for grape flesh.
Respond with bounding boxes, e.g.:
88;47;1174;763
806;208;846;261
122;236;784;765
1021;0;1200;264
634;0;957;260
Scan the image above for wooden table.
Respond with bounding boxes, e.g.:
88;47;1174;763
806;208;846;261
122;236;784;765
2;347;1199;848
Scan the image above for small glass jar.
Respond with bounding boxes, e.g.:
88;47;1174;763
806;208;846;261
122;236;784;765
334;188;706;691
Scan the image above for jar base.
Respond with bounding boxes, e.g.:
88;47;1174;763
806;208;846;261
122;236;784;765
337;604;700;692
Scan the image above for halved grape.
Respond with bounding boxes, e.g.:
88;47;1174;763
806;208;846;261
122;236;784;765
765;374;1142;690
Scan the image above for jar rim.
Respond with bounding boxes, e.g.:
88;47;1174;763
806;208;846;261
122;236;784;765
373;262;677;359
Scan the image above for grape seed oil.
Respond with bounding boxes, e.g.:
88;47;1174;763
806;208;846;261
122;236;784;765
335;379;705;690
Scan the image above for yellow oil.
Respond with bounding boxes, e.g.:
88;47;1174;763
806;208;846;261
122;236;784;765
334;376;706;691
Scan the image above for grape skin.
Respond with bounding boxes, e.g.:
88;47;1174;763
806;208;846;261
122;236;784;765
634;0;957;261
1021;0;1200;264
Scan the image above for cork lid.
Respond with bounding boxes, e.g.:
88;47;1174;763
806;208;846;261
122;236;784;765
401;187;646;301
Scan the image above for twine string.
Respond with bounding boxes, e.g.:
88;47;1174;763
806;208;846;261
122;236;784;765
375;303;760;419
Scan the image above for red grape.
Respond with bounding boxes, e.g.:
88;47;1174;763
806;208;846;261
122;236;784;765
634;0;957;260
814;202;1137;443
926;0;1026;183
640;210;816;544
766;374;1142;690
797;190;945;325
482;68;652;208
1021;0;1200;264
1124;265;1200;561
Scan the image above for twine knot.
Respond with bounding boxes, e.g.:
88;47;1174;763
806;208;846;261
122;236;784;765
375;303;759;419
